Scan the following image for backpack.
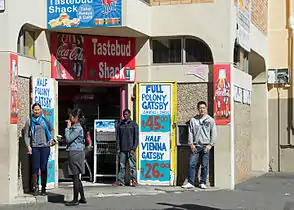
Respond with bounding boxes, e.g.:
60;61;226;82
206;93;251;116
81;120;92;147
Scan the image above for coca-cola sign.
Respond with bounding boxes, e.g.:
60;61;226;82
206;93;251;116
56;45;83;61
51;33;136;82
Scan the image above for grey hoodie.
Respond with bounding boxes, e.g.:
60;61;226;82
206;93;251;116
188;115;217;147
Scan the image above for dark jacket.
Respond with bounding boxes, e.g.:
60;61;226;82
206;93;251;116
116;119;139;152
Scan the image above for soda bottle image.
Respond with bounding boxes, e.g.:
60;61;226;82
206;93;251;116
125;67;130;80
214;69;230;119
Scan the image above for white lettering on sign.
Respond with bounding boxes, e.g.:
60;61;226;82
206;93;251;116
98;62;125;79
56;46;83;60
92;39;131;57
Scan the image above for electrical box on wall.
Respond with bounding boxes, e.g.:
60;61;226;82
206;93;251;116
268;68;289;84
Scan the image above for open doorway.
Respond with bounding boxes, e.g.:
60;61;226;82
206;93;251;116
57;83;123;184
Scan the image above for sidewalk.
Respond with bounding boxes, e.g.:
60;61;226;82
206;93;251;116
13;182;219;204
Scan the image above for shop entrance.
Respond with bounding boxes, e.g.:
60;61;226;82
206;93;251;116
57;83;123;184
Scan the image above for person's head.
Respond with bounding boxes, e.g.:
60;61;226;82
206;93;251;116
32;103;42;118
69;108;84;124
197;101;207;117
123;109;131;120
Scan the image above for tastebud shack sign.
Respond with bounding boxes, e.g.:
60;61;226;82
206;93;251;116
138;84;173;185
51;33;136;82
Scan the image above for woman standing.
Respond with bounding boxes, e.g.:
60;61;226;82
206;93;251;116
65;108;87;206
24;103;54;196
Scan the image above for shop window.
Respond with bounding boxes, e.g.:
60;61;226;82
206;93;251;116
17;28;35;58
152;38;182;64
185;38;213;63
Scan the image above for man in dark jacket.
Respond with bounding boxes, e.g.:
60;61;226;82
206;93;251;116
114;109;139;186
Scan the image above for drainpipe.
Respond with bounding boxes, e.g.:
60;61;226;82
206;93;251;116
288;0;294;138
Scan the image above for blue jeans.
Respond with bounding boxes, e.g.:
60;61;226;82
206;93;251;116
117;152;137;184
188;146;209;185
31;147;50;175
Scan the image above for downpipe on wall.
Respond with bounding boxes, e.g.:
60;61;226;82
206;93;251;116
288;0;294;143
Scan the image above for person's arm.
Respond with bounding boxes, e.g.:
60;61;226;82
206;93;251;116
188;119;194;146
115;122;120;151
65;126;82;144
132;122;139;150
210;121;217;146
24;120;31;148
46;118;54;140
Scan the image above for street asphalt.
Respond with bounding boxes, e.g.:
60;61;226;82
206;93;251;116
2;172;294;210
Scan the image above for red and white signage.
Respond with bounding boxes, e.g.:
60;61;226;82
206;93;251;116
51;33;136;82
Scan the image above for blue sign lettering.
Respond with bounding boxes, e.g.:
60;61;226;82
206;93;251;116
47;0;122;29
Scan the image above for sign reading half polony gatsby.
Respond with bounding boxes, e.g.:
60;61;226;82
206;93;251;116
51;33;135;82
47;0;122;28
32;77;56;188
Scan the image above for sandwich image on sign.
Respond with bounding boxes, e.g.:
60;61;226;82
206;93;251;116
48;13;81;28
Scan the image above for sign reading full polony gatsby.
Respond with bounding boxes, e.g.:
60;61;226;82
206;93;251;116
47;0;122;28
138;84;172;185
51;33;136;82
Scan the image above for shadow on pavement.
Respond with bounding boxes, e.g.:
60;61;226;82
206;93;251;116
284;202;294;210
157;202;221;210
47;192;65;204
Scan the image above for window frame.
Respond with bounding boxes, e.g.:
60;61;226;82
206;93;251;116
151;36;184;65
17;27;36;58
183;36;213;65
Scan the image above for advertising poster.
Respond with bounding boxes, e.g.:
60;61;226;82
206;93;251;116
47;0;122;29
237;0;251;51
32;77;56;187
10;53;19;124
138;84;172;185
213;64;231;125
95;119;116;132
51;33;135;82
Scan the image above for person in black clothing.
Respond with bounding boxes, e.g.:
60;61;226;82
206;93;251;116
113;109;139;186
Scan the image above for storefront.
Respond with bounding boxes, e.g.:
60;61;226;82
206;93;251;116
49;32;136;184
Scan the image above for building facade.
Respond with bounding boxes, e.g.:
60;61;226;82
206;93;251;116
0;0;268;204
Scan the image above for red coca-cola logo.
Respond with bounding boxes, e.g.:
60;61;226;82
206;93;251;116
56;45;83;61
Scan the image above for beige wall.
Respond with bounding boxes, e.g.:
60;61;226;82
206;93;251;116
0;0;271;202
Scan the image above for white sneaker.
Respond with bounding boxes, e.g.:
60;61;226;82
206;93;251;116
200;183;207;189
181;182;195;189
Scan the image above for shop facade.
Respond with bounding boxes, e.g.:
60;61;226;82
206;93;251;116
0;0;269;204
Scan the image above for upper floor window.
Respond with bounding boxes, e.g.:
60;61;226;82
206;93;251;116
185;38;213;63
151;37;213;64
152;38;182;64
17;27;36;58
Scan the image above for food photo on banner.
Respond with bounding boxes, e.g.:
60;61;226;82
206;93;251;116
47;0;122;28
32;77;56;186
138;84;172;184
51;33;136;82
213;64;231;125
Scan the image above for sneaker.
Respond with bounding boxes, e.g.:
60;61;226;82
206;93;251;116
200;183;207;189
130;181;138;187
112;181;125;186
181;182;195;189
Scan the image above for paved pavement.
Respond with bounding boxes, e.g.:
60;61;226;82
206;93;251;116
3;172;294;209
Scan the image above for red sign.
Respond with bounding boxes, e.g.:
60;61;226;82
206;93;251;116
51;33;136;82
213;64;231;125
10;53;19;124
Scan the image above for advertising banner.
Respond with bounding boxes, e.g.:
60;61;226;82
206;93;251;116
51;33;136;82
237;0;251;51
10;53;19;124
32;77;56;187
47;0;122;29
138;84;172;185
213;64;231;125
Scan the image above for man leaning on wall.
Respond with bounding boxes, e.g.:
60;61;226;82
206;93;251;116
182;101;217;189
